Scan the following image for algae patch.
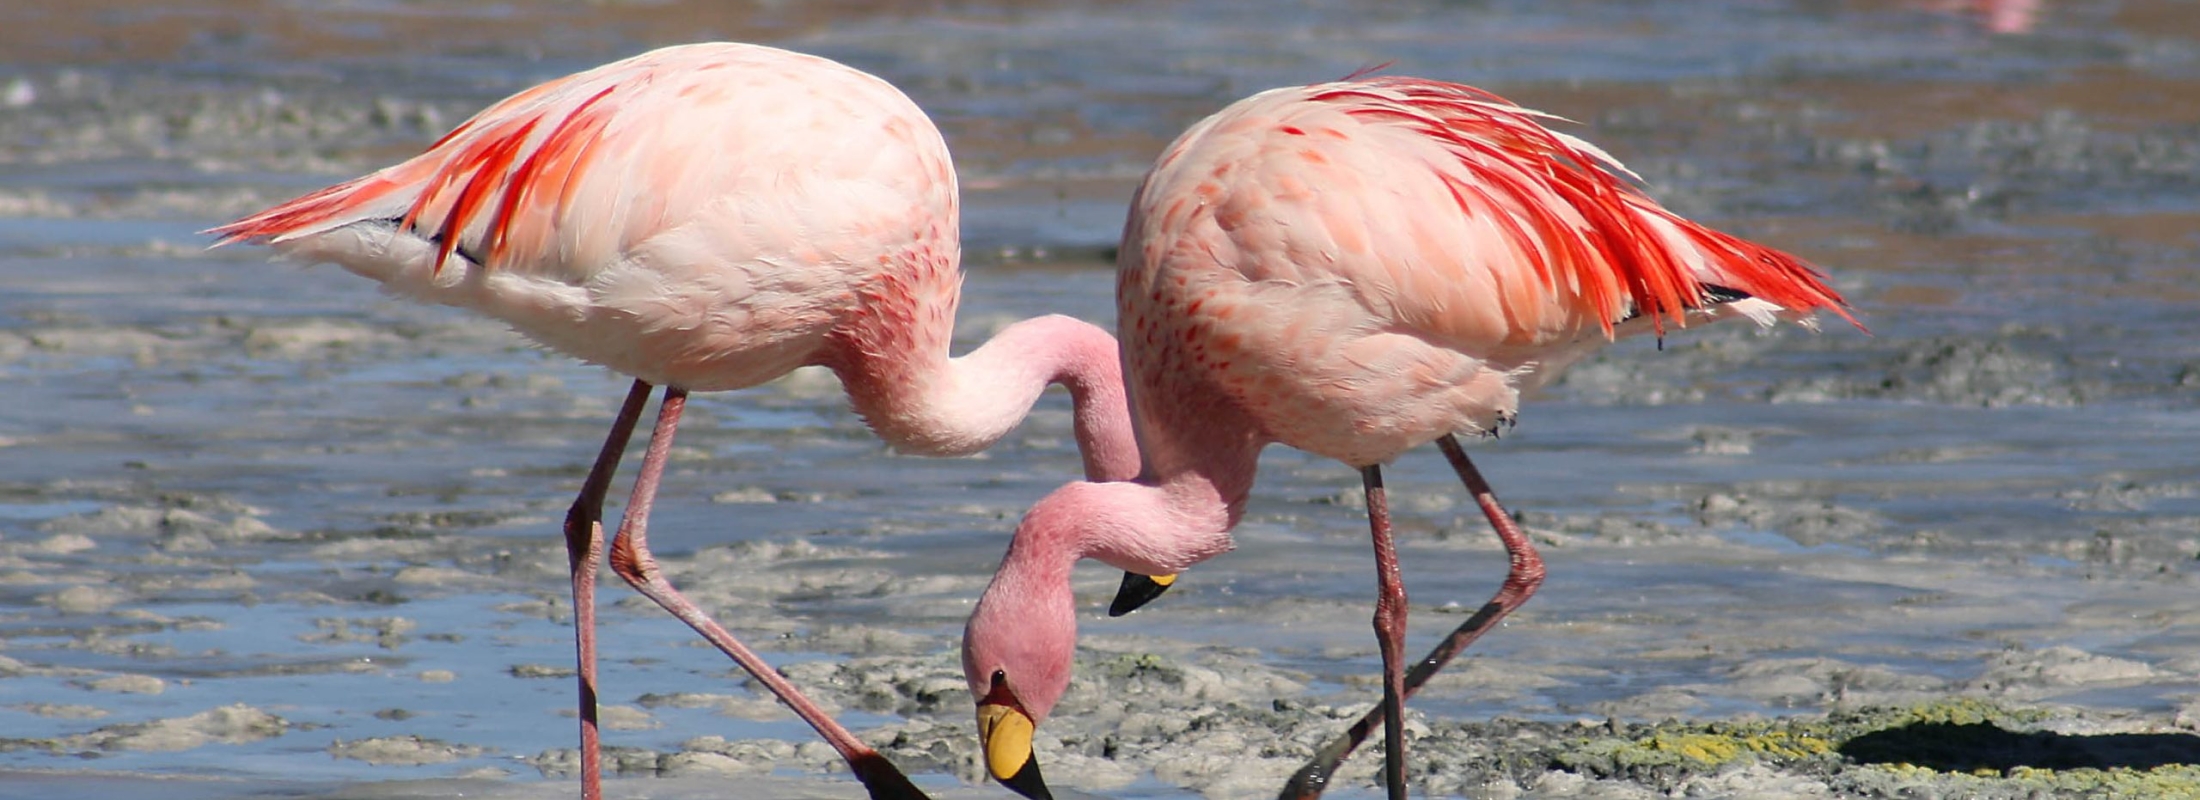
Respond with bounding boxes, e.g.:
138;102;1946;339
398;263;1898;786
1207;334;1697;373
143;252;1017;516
1543;700;2200;799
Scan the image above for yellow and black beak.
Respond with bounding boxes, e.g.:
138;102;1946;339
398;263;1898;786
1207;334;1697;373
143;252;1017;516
977;672;1052;800
1107;571;1178;617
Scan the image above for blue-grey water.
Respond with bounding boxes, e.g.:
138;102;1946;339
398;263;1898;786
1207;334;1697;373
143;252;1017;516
1;1;2196;798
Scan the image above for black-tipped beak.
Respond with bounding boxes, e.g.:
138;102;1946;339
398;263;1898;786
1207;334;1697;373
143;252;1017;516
996;748;1052;800
1107;571;1178;617
977;700;1052;800
977;672;1053;800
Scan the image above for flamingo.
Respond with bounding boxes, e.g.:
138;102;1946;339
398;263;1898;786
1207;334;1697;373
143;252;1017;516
207;42;1146;800
960;76;1859;800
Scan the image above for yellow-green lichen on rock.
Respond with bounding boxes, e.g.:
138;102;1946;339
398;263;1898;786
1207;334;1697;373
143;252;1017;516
1541;699;2200;798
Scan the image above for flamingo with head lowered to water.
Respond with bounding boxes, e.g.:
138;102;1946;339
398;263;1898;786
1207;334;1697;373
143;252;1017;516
210;41;1149;800
960;76;1859;800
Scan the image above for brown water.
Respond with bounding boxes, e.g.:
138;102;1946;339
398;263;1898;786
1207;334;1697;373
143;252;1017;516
1;1;2197;798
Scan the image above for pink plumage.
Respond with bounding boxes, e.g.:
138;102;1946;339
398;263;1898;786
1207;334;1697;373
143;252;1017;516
213;42;1137;800
1119;77;1854;466
964;77;1859;799
211;44;971;398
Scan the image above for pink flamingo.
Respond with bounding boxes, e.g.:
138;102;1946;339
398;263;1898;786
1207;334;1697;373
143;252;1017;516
208;42;1143;800
961;77;1859;800
1914;0;2043;34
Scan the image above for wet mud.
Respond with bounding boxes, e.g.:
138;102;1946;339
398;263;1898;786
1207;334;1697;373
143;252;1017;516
3;1;2199;799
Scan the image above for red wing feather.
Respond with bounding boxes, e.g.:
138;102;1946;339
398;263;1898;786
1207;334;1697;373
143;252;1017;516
209;72;638;279
1335;77;1855;335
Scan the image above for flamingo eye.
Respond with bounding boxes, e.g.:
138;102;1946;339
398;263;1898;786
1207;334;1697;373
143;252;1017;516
991;669;1007;687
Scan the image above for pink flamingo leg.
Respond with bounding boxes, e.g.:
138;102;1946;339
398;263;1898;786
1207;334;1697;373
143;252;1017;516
560;379;654;800
1361;465;1411;800
1281;435;1547;800
605;388;931;800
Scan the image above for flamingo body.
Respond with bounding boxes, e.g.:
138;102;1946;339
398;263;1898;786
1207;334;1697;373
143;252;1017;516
213;42;1138;800
214;43;951;395
1118;78;1849;468
965;77;1857;798
213;43;1137;466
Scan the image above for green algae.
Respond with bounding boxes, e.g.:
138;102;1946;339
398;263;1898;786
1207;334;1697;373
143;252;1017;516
1836;697;2053;732
1535;699;2200;798
1092;652;1173;681
1553;717;1845;781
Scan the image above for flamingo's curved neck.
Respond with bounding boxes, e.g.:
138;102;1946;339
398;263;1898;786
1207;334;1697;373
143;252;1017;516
961;369;1260;724
826;260;1136;481
1001;388;1265;582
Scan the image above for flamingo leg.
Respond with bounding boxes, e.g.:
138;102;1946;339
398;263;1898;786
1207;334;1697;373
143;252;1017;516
1361;465;1411;800
561;379;654;800
605;388;932;800
1279;435;1546;800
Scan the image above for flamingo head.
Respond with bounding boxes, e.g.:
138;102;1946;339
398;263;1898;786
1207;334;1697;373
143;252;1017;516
961;494;1083;800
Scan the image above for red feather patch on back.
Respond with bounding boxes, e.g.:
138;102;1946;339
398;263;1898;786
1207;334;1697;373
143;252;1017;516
207;73;637;280
1315;77;1856;336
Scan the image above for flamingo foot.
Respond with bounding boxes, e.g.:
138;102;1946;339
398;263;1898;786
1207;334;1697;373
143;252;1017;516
606;388;933;799
850;750;935;800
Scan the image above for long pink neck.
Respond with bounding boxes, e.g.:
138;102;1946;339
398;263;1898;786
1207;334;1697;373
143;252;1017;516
827;281;1139;483
975;381;1265;629
964;356;1267;723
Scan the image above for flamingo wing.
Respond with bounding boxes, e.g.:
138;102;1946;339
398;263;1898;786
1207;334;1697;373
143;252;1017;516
1136;78;1854;361
1120;78;1859;464
211;43;953;284
209;42;960;390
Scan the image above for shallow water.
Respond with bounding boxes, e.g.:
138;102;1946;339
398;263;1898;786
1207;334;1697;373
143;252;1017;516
2;1;2197;798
